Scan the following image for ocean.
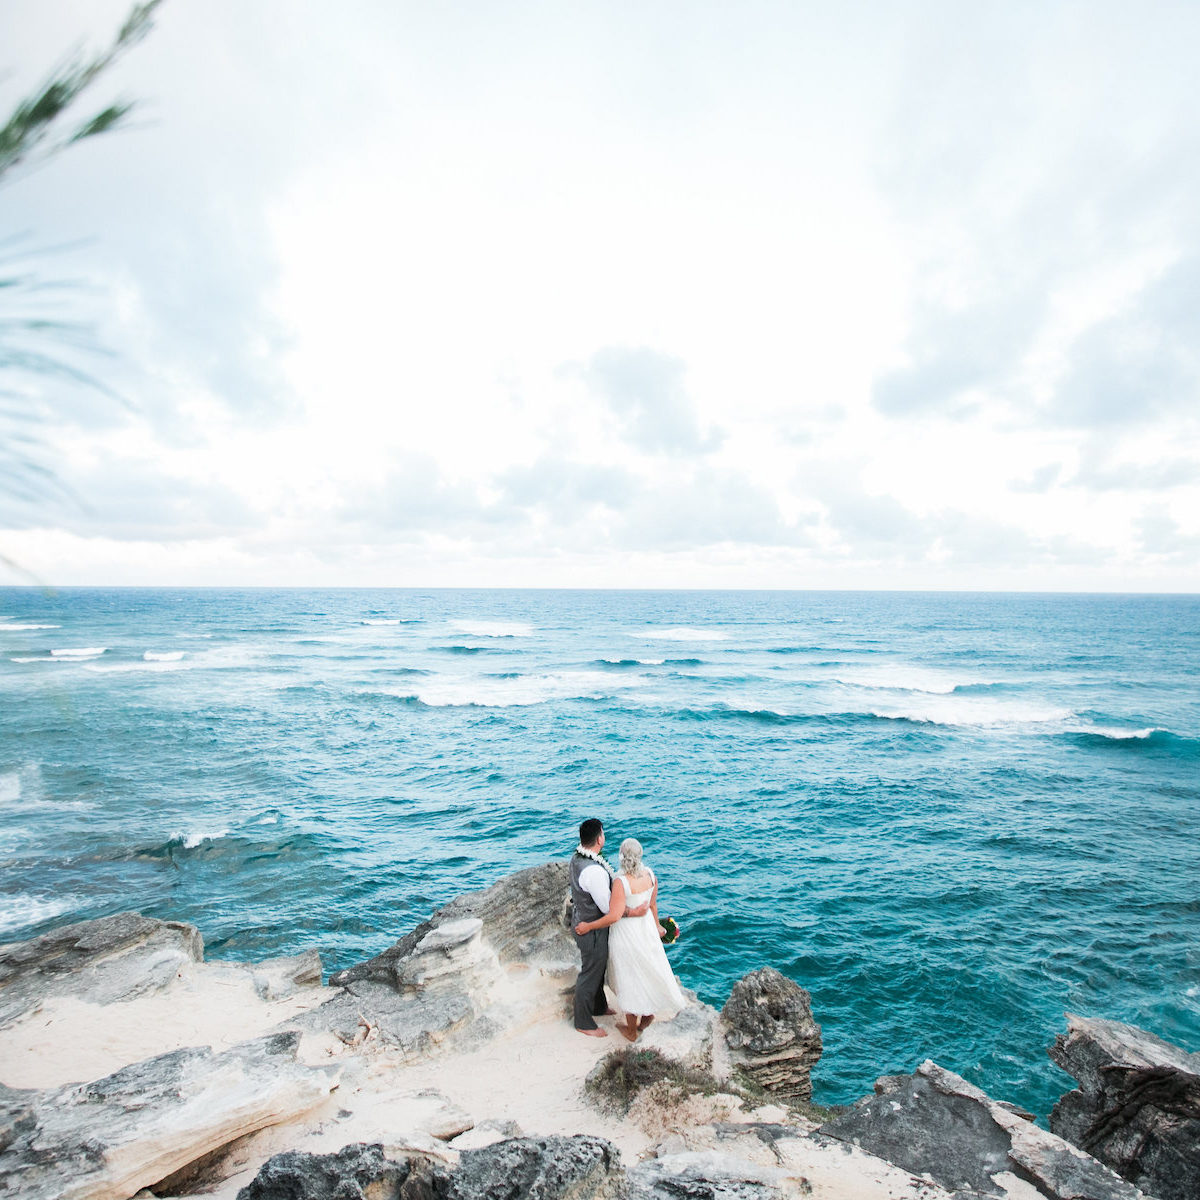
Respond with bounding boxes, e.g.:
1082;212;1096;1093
1;587;1197;1116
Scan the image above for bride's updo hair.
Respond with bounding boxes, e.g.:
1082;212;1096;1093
619;837;644;876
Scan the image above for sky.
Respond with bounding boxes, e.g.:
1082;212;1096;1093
2;0;1198;590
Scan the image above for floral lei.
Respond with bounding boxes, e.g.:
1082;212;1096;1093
574;844;615;876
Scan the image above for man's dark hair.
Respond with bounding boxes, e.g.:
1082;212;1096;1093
579;818;603;847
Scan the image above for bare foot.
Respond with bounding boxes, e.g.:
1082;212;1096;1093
578;1027;609;1038
638;1015;655;1030
618;1024;638;1042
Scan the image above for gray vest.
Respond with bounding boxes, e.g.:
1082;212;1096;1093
569;853;611;925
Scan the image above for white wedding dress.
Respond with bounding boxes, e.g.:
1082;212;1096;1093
606;870;686;1018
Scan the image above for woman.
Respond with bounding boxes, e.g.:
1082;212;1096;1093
574;837;685;1041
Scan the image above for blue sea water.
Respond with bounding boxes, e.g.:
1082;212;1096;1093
1;587;1197;1116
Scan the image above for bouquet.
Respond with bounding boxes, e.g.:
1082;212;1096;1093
659;916;680;945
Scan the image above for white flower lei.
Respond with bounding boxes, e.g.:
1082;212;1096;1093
574;844;615;877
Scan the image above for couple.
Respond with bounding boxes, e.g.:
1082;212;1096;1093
569;817;685;1042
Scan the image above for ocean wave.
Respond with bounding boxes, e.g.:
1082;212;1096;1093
8;656;45;664
449;620;533;638
0;623;61;631
665;657;704;666
633;627;729;642
50;647;107;659
597;657;665;667
144;650;186;662
178;827;231;849
1061;727;1198;756
0;893;78;936
862;694;1072;728
436;644;492;655
361;618;401;625
384;669;644;708
816;663;994;694
0;770;20;804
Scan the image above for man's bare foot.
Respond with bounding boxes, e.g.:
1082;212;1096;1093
578;1027;608;1038
600;1008;618;1016
638;1015;655;1030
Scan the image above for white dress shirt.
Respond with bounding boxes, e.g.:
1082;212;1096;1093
577;862;612;915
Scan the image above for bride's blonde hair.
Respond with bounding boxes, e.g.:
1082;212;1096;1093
619;837;644;876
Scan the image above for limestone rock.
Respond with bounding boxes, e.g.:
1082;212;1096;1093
449;1119;523;1150
1048;1013;1200;1200
721;968;822;1101
446;1135;624;1200
251;948;323;1001
299;920;502;1057
820;1059;1152;1199
0;911;202;1026
0;1031;338;1200
626;1150;785;1199
236;1142;418;1200
329;861;571;989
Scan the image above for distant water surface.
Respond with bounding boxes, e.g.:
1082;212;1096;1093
1;587;1197;1115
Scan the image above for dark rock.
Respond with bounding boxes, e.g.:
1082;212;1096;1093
446;1135;624;1200
821;1059;1151;1199
236;1143;415;1200
1049;1013;1200;1200
0;1031;338;1200
721;967;822;1101
0;911;203;1026
330;862;570;988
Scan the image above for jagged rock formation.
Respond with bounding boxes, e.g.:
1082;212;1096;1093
252;949;323;1001
239;1135;625;1200
329;861;573;988
820;1060;1152;1200
0;1032;338;1200
1048;1013;1200;1200
721;967;822;1101
235;1142;426;1200
0;911;203;1024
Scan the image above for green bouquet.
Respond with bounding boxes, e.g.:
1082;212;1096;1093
659;916;680;945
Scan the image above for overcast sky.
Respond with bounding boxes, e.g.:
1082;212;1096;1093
2;0;1198;589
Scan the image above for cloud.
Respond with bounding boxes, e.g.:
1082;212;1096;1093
499;458;637;513
1010;463;1062;493
1043;255;1200;428
568;346;720;455
1135;506;1200;562
1068;454;1200;491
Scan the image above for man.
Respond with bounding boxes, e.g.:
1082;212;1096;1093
569;817;647;1036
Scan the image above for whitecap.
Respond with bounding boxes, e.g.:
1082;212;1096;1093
449;620;534;638
0;623;61;631
601;657;665;666
1068;724;1159;740
50;647;107;659
361;618;401;626
143;650;186;662
634;627;729;642
391;669;642;708
863;694;1073;729
0;894;77;936
818;662;988;694
180;828;231;849
9;657;44;664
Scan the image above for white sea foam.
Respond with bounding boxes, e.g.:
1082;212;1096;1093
601;657;665;666
180;827;231;849
0;771;20;804
1068;724;1159;740
864;693;1073;728
0;894;77;935
448;620;534;638
0;623;61;631
50;647;107;659
144;650;186;662
9;657;45;663
396;669;642;708
634;627;729;642
362;618;401;626
819;662;988;694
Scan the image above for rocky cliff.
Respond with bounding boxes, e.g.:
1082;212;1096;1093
0;862;1191;1200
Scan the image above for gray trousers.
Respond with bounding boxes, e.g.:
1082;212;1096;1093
573;928;609;1029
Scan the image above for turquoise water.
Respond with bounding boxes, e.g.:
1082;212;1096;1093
1;588;1197;1115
